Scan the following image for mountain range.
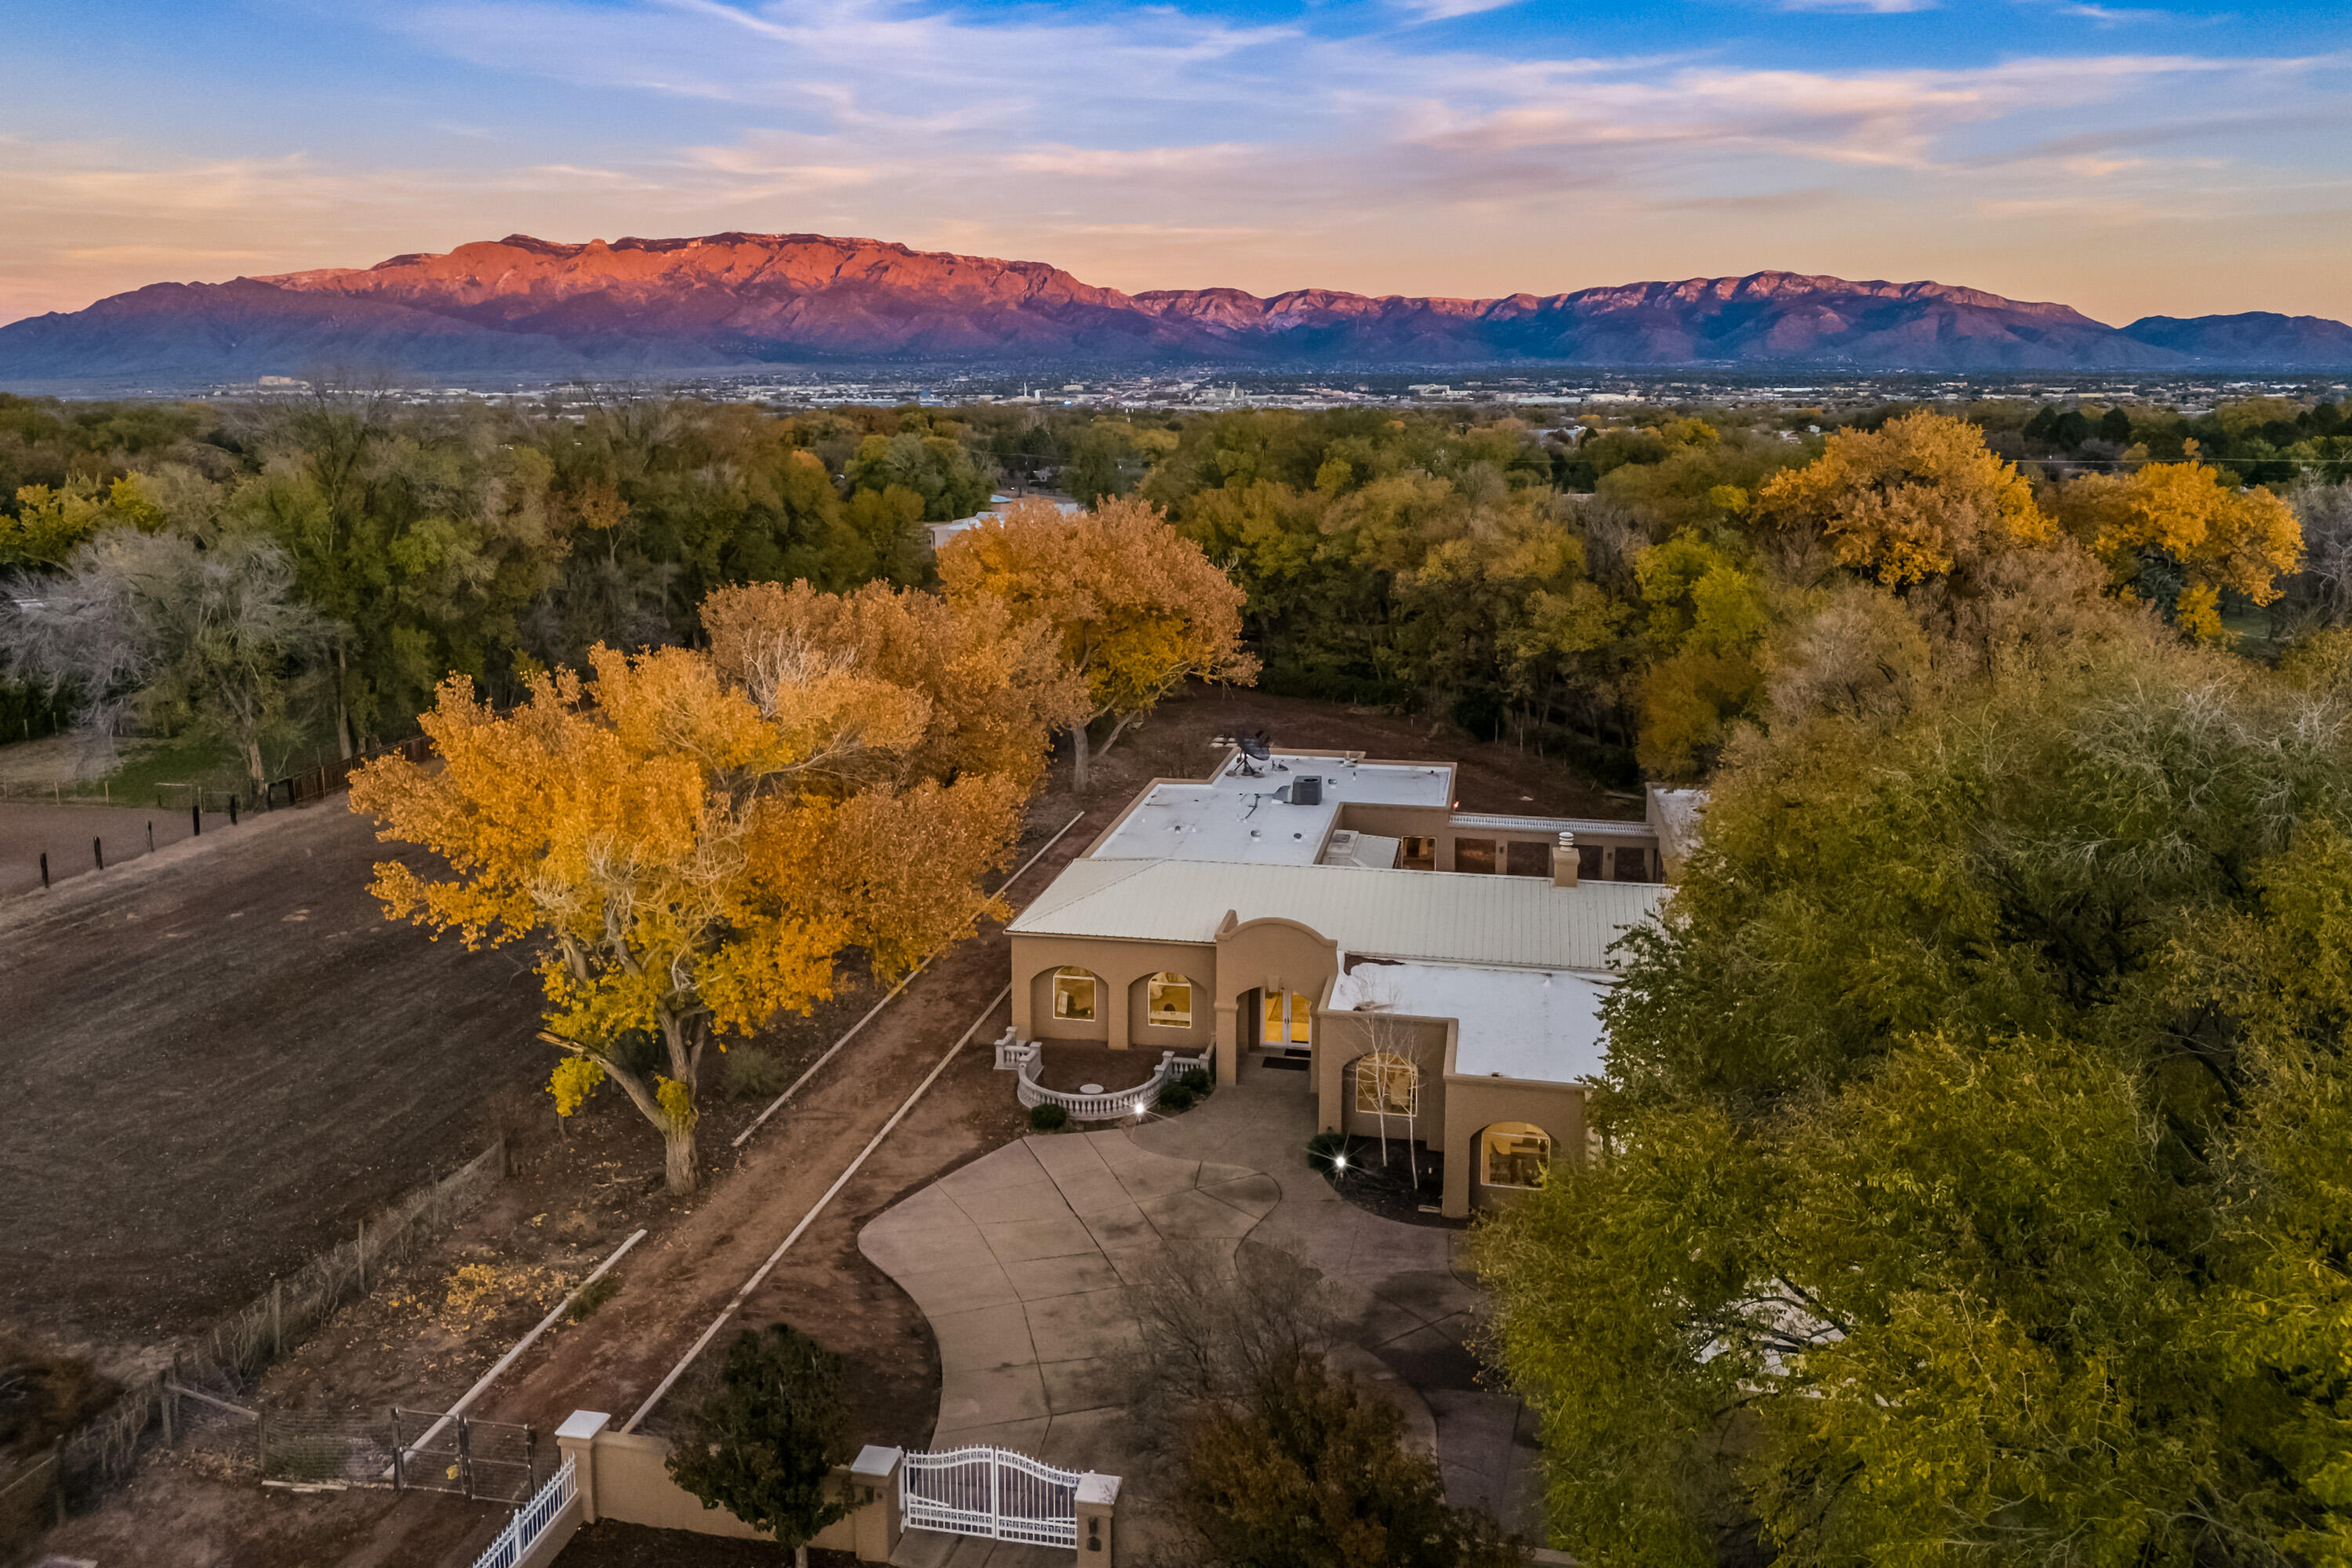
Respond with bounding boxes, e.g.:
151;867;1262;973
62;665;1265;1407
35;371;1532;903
3;230;2349;381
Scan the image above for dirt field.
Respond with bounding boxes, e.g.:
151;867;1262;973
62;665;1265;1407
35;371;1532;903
21;687;1624;1566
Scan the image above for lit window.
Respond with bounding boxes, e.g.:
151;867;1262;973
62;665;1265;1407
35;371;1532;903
1263;989;1311;1044
1354;1053;1417;1115
1481;1123;1552;1189
1146;972;1192;1028
1052;967;1098;1022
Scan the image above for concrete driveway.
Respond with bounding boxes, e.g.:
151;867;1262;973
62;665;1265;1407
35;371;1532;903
859;1070;1544;1566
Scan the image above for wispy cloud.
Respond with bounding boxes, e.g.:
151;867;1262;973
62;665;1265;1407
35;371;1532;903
1393;0;1527;23
1;1;2348;325
1778;0;1938;13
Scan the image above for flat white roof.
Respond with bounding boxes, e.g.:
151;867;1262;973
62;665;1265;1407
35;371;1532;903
1090;752;1454;867
1008;858;1664;974
1330;960;1613;1087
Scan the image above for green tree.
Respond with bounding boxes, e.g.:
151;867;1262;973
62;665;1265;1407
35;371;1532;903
667;1325;851;1566
1475;637;2352;1566
845;430;993;521
1179;1357;1523;1568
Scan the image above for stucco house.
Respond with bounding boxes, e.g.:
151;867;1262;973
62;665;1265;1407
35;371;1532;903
1004;742;1682;1218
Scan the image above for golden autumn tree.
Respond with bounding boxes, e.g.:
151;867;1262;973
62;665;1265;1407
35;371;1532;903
1757;412;2053;586
937;496;1258;789
700;579;1088;793
2055;463;2303;642
349;642;1024;1193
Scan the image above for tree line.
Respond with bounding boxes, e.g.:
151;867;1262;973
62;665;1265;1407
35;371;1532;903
2;387;2345;796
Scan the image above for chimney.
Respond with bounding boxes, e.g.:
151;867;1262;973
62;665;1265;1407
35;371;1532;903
1554;831;1578;887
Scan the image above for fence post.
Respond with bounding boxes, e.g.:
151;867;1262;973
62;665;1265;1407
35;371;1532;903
38;853;47;890
391;1408;405;1491
159;1357;176;1446
456;1416;473;1501
93;837;103;871
191;801;201;837
229;796;238;826
270;1281;283;1359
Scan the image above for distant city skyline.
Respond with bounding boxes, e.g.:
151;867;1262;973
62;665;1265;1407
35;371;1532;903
4;0;2348;328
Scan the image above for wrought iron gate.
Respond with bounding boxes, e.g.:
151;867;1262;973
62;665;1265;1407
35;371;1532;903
900;1444;1080;1547
390;1409;542;1504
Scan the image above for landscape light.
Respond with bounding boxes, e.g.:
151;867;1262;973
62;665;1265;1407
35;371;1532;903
1334;1155;1348;1170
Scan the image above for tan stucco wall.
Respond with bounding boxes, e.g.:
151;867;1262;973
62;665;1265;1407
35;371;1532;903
571;1428;862;1551
1439;1074;1587;1220
1012;933;1217;1051
1312;1007;1454;1142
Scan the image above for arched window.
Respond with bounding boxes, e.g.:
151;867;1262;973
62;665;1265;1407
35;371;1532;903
1146;972;1192;1028
1481;1122;1552;1189
1051;967;1098;1022
1354;1053;1418;1116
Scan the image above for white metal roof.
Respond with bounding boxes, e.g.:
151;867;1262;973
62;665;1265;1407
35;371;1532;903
1007;858;1664;974
1088;752;1453;868
1330;960;1614;1086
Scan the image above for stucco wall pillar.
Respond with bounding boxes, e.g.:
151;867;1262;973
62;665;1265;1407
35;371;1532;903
849;1445;903;1562
1440;1098;1473;1219
556;1410;610;1523
1213;997;1240;1086
1076;1472;1123;1567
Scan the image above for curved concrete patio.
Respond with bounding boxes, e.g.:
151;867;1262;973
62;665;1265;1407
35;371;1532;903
858;1071;1542;1565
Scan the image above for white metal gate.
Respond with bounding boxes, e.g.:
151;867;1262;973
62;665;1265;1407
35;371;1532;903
901;1444;1080;1547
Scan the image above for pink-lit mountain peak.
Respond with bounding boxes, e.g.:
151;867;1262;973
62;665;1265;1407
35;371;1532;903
4;228;2346;379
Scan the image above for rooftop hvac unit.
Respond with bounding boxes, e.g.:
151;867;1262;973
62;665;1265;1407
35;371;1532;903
1292;775;1323;807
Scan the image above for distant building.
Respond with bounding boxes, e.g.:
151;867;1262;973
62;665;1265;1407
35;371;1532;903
926;495;1084;553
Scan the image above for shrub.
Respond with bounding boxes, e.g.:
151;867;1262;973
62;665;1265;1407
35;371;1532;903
564;1275;620;1323
1159;1084;1197;1114
1179;1066;1213;1094
1029;1102;1070;1132
724;1046;794;1102
666;1325;850;1555
1176;1355;1520;1568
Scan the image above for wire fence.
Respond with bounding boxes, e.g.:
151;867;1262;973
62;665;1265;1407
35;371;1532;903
50;1138;507;1511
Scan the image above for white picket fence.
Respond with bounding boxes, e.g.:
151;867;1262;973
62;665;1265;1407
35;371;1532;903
902;1444;1081;1548
470;1454;576;1568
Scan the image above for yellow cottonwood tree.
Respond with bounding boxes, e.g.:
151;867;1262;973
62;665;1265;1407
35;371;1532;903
1757;412;2053;586
700;579;1087;793
938;496;1258;789
350;641;1023;1192
2055;463;2303;642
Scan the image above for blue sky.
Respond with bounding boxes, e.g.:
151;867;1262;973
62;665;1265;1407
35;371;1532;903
3;0;2347;325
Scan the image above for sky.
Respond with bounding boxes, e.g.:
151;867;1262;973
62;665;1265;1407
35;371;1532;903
2;0;2348;328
